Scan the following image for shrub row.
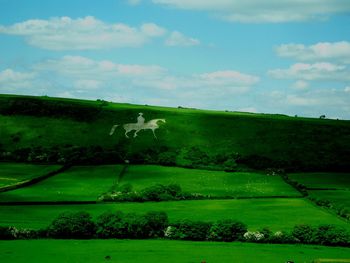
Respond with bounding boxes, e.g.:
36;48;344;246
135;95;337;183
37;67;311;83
100;184;206;202
1;211;349;247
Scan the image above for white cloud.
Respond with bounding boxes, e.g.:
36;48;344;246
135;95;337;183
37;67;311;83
292;80;309;90
268;62;350;81
0;69;36;91
141;23;167;37
0;16;167;50
151;0;350;23
34;55;167;78
165;31;200;46
345;86;350;92
0;56;259;109
276;41;350;63
286;95;319;106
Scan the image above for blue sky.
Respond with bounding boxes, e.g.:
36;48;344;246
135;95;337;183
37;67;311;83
1;0;350;119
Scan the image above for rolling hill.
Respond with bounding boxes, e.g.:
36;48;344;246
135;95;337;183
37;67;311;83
1;94;349;171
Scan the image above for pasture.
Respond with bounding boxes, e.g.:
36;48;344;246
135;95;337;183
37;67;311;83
289;173;350;189
0;165;123;202
309;190;350;209
121;165;301;197
1;240;350;263
0;199;348;231
0;163;61;188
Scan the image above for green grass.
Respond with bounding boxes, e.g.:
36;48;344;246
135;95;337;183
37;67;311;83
0;199;348;231
1;94;350;171
1;240;350;263
0;163;61;188
0;165;123;202
289;173;350;189
309;190;350;209
122;165;301;197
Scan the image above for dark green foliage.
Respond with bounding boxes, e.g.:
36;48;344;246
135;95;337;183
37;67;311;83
47;211;96;239
158;151;177;166
223;158;238;172
96;211;168;239
269;231;296;244
141;184;182;201
292;224;315;244
0;226;14;240
143;211;168;238
170;220;212;241
96;211;125;238
208;219;247;242
259;227;272;240
314;225;350;246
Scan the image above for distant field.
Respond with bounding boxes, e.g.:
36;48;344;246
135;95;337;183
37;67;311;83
0;163;61;188
0;199;348;231
122;165;301;197
1;240;350;263
309;190;350;209
289;173;350;189
0;165;123;202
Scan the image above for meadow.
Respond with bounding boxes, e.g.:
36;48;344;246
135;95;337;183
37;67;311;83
1;240;350;263
121;165;301;197
0;198;348;231
0;163;61;188
289;173;350;189
309;190;350;209
0;165;123;202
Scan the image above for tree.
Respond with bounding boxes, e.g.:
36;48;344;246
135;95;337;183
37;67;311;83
48;211;96;239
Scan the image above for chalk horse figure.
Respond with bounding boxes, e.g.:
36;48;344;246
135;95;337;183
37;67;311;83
109;113;166;139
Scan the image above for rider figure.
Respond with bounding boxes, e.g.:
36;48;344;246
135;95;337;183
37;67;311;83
137;112;145;126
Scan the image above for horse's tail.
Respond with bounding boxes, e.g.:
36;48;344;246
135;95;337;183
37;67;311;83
109;125;119;135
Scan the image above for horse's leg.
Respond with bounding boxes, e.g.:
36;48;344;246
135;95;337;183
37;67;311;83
134;128;141;138
124;128;130;138
151;128;157;139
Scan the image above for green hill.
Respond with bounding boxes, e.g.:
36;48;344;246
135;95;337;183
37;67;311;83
1;94;350;171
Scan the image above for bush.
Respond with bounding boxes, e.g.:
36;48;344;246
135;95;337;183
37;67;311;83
48;211;96;239
141;184;182;201
243;231;265;242
96;211;125;238
269;231;295;244
0;226;14;240
144;211;169;238
158;151;177;166
169;220;212;241
292;224;315;244
223;158;238;172
314;225;350;246
208;220;247;242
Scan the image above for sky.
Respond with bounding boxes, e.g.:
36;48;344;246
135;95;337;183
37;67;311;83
0;0;350;119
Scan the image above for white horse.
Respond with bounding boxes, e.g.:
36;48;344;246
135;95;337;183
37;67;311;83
109;119;166;139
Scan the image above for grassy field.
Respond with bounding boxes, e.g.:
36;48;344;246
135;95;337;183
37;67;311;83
1;94;350;171
121;165;301;197
0;199;348;231
0;239;350;263
0;165;123;202
0;163;61;188
309;190;350;208
289;173;350;189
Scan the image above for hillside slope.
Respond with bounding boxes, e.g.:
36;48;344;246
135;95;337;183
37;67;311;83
0;94;349;171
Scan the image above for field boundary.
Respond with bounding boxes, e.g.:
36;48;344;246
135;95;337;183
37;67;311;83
0;165;70;193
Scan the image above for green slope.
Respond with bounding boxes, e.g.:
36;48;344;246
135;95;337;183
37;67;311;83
1;94;350;171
